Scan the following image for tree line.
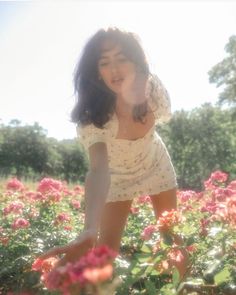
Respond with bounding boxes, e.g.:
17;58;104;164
0;103;235;190
1;35;235;189
0;120;88;184
158;104;236;190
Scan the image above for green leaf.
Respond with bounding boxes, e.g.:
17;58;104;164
131;266;142;275
140;244;152;253
181;223;196;235
136;253;152;263
144;279;157;295
150;269;160;275
160;283;176;295
153;254;163;266
214;267;231;285
172;267;180;287
144;264;155;275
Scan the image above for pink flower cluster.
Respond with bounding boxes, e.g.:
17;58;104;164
33;245;117;294
36;178;65;203
11;218;30;230
6;178;25;191
212;187;234;202
200;174;236;229
155;245;189;279
176;171;236;233
178;190;196;203
74;185;85;196
54;212;71;226
209;195;236;227
71;199;81;210
228;180;236;190
3;201;24;216
156;209;181;232
37;178;64;194
141;225;157;240
32;257;58;274
138;195;151;203
130;207;139;214
204;170;228;190
141;209;181;240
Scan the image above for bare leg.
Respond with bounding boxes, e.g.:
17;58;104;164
96;200;133;253
150;188;189;279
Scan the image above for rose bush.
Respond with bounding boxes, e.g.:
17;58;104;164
30;245;118;295
0;170;235;294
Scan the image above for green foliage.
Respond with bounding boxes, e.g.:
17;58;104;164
158;103;236;190
208;35;236;108
0;121;49;178
0;120;88;183
58;139;88;183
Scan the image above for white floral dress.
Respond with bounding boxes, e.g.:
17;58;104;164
77;75;177;203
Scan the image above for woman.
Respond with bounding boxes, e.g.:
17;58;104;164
40;27;187;277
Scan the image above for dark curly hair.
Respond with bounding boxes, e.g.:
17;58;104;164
71;27;151;128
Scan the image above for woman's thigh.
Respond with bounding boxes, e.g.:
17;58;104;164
97;199;133;252
150;188;177;219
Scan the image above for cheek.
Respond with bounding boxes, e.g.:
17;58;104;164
122;63;137;75
98;68;110;81
98;69;113;90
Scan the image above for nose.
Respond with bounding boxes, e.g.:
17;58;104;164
110;61;119;74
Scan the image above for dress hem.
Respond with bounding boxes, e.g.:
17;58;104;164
105;182;178;203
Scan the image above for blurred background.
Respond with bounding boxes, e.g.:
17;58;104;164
0;0;235;140
0;0;236;187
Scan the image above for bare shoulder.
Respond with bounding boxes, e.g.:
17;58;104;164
88;142;109;171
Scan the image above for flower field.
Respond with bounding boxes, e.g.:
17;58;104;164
0;171;236;295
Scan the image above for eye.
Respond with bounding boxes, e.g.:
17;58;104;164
117;57;128;63
99;62;109;67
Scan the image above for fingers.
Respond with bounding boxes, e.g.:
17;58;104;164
38;231;97;262
38;235;88;260
38;244;69;260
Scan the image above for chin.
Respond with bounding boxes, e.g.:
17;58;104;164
109;87;121;95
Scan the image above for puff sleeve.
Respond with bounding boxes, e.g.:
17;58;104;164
146;74;172;124
76;123;107;151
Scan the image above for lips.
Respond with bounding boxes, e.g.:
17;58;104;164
111;78;124;84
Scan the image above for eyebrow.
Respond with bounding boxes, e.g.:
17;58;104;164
99;50;125;59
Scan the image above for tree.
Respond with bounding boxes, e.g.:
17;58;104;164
0;121;88;182
0;122;50;178
158;104;236;190
208;35;236;108
58;139;88;183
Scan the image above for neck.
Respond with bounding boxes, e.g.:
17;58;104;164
115;95;133;118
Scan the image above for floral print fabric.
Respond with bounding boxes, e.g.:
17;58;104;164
77;75;177;202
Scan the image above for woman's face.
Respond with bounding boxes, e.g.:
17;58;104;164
97;41;137;95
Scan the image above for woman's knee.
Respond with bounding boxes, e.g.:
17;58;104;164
150;188;177;218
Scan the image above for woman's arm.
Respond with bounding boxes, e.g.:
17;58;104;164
38;142;110;265
83;142;110;232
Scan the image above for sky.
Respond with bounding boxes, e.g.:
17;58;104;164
0;0;236;140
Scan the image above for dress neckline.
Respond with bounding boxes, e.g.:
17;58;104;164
112;103;156;142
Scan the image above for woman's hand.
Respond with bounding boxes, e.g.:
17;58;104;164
38;229;98;268
121;71;149;105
